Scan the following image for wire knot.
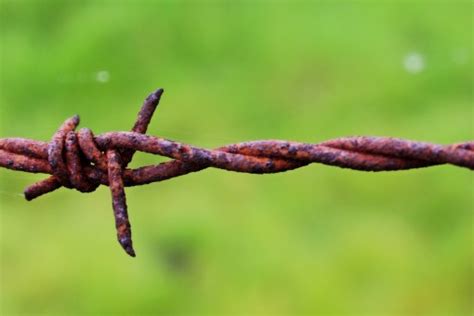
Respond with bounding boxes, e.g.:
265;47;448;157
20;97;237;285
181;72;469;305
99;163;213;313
47;117;100;193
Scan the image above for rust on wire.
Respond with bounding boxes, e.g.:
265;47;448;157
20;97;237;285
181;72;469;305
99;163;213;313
0;88;472;257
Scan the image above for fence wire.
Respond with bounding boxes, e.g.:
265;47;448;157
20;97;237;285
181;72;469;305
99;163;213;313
1;89;472;256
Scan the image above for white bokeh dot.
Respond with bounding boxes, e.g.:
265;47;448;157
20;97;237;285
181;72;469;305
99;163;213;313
403;52;425;74
96;70;110;83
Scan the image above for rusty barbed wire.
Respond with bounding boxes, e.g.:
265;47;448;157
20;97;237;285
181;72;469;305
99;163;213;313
1;88;473;257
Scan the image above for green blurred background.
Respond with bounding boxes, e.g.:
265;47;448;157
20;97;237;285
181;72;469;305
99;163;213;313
0;1;472;315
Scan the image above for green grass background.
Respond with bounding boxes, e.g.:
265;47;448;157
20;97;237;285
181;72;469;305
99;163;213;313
0;1;472;315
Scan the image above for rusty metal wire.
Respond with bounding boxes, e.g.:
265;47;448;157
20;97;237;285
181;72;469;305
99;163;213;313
1;88;473;257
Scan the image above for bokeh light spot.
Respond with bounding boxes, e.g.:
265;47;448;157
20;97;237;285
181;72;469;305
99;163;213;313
403;52;425;74
96;70;110;83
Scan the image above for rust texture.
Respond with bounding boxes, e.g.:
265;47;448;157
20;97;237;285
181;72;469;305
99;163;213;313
0;88;472;257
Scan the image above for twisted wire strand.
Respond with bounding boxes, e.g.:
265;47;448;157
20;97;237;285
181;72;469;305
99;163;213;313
0;88;472;257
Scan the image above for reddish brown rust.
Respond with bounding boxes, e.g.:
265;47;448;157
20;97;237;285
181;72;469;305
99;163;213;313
0;149;51;173
0;138;48;159
0;88;472;257
120;88;163;167
78;128;108;171
24;176;61;201
107;149;135;257
48;115;80;187
65;132;98;193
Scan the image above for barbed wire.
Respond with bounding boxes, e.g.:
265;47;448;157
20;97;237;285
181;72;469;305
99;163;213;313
1;88;472;257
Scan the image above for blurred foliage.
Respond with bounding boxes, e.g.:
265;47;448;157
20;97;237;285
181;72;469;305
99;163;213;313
0;0;472;315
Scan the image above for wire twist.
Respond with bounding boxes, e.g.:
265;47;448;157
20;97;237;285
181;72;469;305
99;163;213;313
1;88;473;257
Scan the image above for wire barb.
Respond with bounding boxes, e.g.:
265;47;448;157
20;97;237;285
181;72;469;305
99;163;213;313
0;88;472;257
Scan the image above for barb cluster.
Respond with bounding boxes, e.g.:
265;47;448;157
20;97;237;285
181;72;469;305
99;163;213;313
1;89;473;257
